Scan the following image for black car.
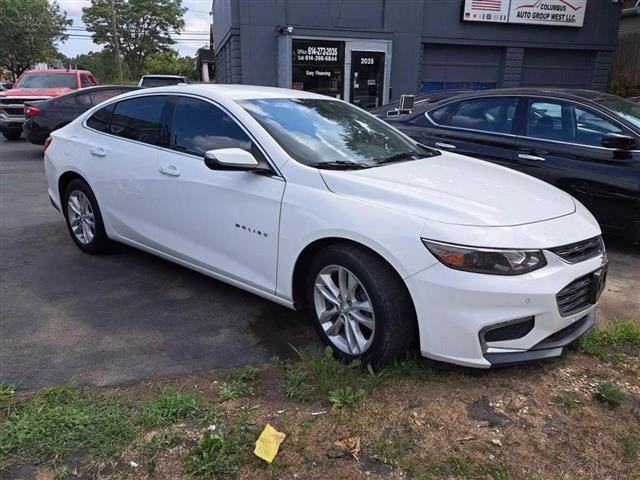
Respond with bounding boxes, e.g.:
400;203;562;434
22;85;140;145
375;88;640;243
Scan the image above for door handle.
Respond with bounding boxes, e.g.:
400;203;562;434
435;142;456;150
90;147;106;157
517;153;546;162
159;165;180;177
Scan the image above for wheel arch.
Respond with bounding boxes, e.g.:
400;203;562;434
58;170;88;211
291;236;417;319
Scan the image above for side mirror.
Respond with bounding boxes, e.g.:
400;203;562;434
601;133;636;150
204;148;259;171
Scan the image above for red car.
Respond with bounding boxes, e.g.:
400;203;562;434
0;69;98;140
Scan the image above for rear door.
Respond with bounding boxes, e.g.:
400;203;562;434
83;95;172;247
513;97;640;237
418;96;520;169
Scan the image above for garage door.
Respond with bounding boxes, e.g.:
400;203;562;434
421;44;503;92
521;49;592;88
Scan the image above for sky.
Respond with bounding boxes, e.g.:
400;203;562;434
52;0;213;58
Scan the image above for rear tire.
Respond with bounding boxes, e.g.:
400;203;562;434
63;179;113;254
306;243;417;364
2;131;21;140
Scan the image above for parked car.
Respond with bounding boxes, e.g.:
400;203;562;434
138;75;189;88
0;69;99;140
44;85;607;368
375;89;640;243
22;85;140;145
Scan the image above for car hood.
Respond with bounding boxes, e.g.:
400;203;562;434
319;153;576;227
0;87;72;97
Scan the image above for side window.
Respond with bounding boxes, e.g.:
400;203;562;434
90;89;126;105
427;104;452;125
86;103;114;133
446;97;518;134
75;92;93;106
527;101;566;141
574;107;622;147
526;100;623;146
172;97;256;157
110;96;169;146
80;74;92;88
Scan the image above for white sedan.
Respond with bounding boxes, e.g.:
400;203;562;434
44;85;608;368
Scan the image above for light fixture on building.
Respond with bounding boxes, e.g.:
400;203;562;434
277;25;294;35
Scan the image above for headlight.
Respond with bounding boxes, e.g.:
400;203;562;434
422;239;546;275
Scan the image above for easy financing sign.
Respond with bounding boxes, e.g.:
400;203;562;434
463;0;587;27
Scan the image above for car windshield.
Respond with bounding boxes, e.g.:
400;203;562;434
16;73;77;89
239;98;436;168
141;77;184;87
595;96;640;129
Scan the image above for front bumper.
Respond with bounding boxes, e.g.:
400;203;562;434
22;119;49;145
405;249;606;368
0;115;24;133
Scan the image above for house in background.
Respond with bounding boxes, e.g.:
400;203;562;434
611;0;640;88
210;0;623;107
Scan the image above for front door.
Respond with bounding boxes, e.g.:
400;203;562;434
155;96;285;294
350;51;385;109
514;98;640;237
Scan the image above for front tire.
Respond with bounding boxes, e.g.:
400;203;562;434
306;243;417;364
63;179;113;254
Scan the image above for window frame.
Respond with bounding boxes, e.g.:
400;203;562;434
424;95;523;137
82;92;281;177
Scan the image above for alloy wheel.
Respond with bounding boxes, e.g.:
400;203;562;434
67;190;95;245
313;265;376;355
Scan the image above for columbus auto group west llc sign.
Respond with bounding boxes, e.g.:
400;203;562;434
463;0;587;27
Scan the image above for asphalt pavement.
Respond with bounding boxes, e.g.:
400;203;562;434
0;137;638;389
0;137;316;389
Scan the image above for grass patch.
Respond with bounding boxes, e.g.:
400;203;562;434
282;364;313;402
0;380;136;467
374;433;415;466
618;432;638;459
406;456;509;480
578;319;640;362
551;392;584;414
140;431;179;472
183;405;258;479
137;388;200;427
595;381;626;409
0;381;16;409
218;366;261;401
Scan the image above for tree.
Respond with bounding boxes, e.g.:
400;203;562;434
82;0;186;80
73;50;131;84
143;49;195;79
0;0;71;80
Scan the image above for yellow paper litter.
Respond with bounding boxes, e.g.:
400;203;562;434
254;423;286;463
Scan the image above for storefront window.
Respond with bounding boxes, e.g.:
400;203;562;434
292;39;344;99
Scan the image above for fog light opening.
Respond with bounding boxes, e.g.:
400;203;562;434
479;316;535;353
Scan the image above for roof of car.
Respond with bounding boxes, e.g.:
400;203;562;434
23;69;90;74
130;83;331;101
141;74;188;78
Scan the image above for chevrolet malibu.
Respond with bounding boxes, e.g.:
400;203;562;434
44;85;608;368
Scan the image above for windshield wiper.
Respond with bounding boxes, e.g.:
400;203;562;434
375;151;421;166
308;160;372;170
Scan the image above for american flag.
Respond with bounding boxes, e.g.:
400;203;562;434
471;0;503;11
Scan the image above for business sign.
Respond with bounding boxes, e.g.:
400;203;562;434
463;0;587;27
463;0;510;23
508;0;587;27
292;39;343;65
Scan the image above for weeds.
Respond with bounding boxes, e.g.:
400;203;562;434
282;364;313;401
137;388;200;427
0;381;16;409
578;319;640;362
551;392;584;414
0;380;136;466
140;431;179;472
183;405;259;479
328;386;365;408
218;366;261;401
595;381;626;409
618;432;638;459
374;433;415;466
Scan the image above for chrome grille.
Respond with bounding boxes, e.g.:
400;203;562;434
549;236;604;264
556;274;594;316
0;97;49;117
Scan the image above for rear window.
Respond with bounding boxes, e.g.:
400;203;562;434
16;73;77;89
86;103;115;132
109;96;169;146
141;77;185;88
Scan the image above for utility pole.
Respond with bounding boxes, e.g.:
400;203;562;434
109;0;123;81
